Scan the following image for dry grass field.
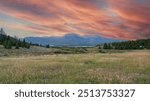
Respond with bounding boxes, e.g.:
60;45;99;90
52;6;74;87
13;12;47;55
0;47;150;84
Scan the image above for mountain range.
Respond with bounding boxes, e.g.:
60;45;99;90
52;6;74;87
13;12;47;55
24;33;123;46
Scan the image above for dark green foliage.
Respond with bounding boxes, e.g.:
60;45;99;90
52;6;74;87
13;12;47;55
103;43;108;49
25;44;30;49
103;43;113;49
98;45;101;49
102;39;150;50
0;28;30;49
3;40;12;49
15;42;19;49
146;42;150;49
46;44;50;48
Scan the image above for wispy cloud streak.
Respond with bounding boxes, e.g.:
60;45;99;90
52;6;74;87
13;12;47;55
0;0;150;39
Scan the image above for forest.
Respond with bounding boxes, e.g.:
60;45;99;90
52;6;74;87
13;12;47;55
0;28;30;49
102;39;150;50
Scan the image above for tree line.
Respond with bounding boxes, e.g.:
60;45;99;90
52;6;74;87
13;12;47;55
101;39;150;50
0;30;30;49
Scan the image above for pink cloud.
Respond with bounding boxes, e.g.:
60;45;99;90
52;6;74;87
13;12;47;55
0;0;150;39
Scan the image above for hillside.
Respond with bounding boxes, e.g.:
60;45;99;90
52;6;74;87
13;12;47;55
0;28;30;49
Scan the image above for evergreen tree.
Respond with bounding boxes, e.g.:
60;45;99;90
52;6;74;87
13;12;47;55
146;43;150;49
98;45;101;49
107;44;112;49
3;40;12;49
25;44;30;49
103;43;108;49
15;42;19;49
46;44;50;48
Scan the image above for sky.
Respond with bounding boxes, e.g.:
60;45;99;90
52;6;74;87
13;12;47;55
0;0;150;40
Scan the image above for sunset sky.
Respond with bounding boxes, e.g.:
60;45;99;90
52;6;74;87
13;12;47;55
0;0;150;40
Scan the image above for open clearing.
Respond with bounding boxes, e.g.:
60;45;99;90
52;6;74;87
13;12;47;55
0;49;150;84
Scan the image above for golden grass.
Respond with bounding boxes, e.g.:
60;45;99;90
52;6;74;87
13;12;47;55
0;50;150;84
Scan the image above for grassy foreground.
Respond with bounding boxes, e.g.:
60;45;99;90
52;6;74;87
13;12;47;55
0;49;150;84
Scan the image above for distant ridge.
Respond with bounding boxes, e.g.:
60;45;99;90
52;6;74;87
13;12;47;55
24;33;123;46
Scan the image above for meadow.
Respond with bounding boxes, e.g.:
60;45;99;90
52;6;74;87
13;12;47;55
0;46;150;84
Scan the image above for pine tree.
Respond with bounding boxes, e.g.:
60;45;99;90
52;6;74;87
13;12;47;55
3;40;12;49
107;44;112;49
46;44;50;48
15;42;19;49
25;44;30;49
103;43;108;49
98;45;101;49
146;43;150;49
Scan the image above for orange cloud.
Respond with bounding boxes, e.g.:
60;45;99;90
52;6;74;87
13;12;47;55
108;0;150;39
0;0;150;39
